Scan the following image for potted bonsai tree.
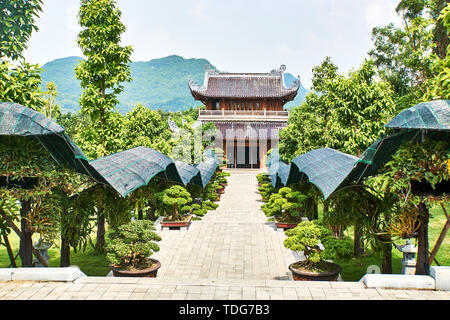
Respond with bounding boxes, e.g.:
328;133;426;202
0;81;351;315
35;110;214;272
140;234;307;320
159;185;193;229
256;173;270;187
284;221;344;281
216;171;230;188
257;182;274;202
106;220;162;277
262;187;306;229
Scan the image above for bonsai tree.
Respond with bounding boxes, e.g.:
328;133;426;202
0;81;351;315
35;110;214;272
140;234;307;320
160;185;192;221
256;173;270;186
216;171;230;186
257;183;274;202
284;220;352;279
203;182;219;202
262;187;306;223
191;203;207;218
106;220;161;271
284;221;324;271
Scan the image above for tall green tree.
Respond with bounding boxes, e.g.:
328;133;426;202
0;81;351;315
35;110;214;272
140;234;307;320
0;0;47;267
75;0;133;251
0;0;43;60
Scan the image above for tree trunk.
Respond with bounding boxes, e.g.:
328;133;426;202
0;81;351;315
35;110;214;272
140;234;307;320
147;202;155;221
96;212;106;252
3;233;17;267
19;199;33;267
354;224;364;257
415;202;429;275
60;210;70;267
428;203;449;266
0;208;48;266
138;208;143;220
323;201;328;214
380;235;392;274
312;202;318;220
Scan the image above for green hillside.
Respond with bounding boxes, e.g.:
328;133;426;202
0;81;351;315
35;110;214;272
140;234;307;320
40;55;308;114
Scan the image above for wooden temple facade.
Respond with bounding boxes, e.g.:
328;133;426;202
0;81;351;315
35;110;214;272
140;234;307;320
188;65;300;168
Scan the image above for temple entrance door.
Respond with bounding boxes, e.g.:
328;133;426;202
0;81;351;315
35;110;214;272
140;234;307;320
250;141;260;168
226;142;235;168
226;139;260;169
236;141;250;168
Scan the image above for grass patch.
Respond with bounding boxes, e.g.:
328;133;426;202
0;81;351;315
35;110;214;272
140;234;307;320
0;223;110;276
317;203;449;281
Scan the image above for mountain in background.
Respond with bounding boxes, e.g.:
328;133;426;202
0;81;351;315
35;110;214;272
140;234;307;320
40;55;308;114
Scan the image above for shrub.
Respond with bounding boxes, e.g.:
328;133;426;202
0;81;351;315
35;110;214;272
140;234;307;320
257;183;274;202
158;185;192;219
320;236;353;262
106;220;161;269
256;173;270;185
262;187;306;221
284;220;352;271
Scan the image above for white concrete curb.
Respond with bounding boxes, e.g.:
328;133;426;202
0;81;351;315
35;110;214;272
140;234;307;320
360;274;435;290
430;266;450;291
0;266;87;282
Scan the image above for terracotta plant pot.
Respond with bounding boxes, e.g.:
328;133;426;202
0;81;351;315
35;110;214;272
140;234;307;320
161;215;192;228
275;221;298;230
275;217;302;230
289;262;341;281
111;258;161;278
217;188;224;194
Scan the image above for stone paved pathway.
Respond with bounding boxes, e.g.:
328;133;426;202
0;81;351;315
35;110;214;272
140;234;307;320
152;170;301;280
1;170;449;300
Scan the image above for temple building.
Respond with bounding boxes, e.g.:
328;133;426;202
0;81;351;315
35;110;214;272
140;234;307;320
188;65;300;169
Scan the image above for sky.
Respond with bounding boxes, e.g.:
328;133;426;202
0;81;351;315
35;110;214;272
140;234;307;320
23;0;402;89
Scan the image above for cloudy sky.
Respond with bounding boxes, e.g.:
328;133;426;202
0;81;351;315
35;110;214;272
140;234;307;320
23;0;402;89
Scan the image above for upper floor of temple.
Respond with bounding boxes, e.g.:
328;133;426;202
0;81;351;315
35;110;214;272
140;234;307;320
188;65;300;122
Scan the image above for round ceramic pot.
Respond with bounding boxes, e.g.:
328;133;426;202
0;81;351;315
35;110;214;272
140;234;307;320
289;262;341;281
110;258;161;278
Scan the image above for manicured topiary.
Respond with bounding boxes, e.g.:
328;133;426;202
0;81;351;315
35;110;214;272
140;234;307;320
257;183;274;202
261;187;306;223
159;185;192;220
256;173;270;186
106;220;161;270
284;220;351;273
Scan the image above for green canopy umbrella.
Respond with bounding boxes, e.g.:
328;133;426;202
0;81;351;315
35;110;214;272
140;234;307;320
285;148;359;199
282;100;450;199
195;156;219;188
0;102;107;185
385;100;450;131
175;161;203;187
267;148;290;189
89;146;183;197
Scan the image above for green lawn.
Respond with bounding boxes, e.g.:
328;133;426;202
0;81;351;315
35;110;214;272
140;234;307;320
327;203;450;281
1;204;449;279
0;226;110;276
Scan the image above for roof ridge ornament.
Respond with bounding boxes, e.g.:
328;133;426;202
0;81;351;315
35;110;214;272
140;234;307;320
187;76;202;89
289;75;301;89
270;64;286;76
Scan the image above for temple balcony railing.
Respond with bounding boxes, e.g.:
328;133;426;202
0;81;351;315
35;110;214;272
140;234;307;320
198;109;290;122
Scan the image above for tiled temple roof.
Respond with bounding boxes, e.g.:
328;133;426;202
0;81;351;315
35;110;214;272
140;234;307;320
188;65;300;101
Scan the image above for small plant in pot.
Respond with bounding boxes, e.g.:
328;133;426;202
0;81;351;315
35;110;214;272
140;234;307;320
284;221;343;281
257;182;274;202
216;171;230;187
106;220;162;277
256;173;270;187
159;185;193;228
261;187;306;229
